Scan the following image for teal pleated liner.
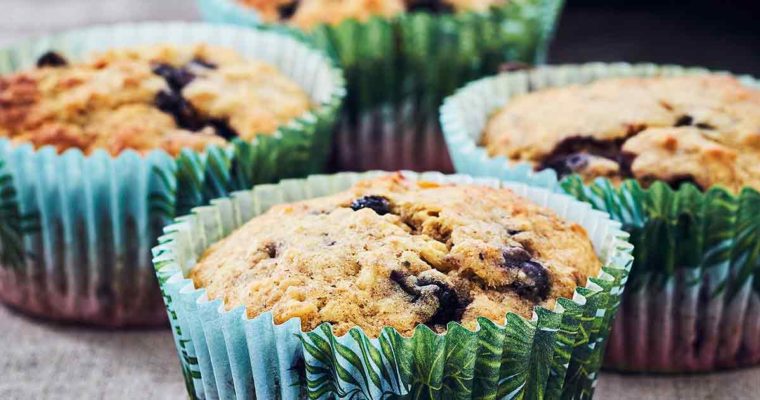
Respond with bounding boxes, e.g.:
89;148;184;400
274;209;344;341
0;22;345;327
153;171;632;399
440;63;760;372
196;0;564;172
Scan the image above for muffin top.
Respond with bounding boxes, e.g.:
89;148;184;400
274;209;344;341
0;44;311;156
483;75;760;193
190;173;601;337
240;0;507;30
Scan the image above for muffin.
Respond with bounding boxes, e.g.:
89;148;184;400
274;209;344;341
240;0;507;30
1;44;311;156
190;173;601;337
197;0;564;172
482;75;760;193
154;171;632;399
440;63;760;372
0;22;344;326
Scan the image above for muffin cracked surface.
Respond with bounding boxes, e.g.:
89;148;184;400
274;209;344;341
190;173;601;337
0;44;311;156
482;75;760;192
239;0;508;30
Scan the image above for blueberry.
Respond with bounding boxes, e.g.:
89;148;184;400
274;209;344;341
408;0;454;13
390;270;419;297
152;63;195;91
416;276;465;325
501;247;550;301
389;270;468;325
189;58;217;69
277;2;298;18
502;246;532;263
350;196;391;215
264;242;279;258
208;118;238;140
154;90;205;130
565;153;589;171
674;115;693;127
36;51;68;68
667;174;701;191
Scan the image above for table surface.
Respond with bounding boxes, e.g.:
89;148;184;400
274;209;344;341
1;1;759;399
2;306;759;400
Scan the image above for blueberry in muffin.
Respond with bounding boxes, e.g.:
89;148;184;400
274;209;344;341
190;173;601;336
0;44;312;156
482;75;760;193
239;0;507;30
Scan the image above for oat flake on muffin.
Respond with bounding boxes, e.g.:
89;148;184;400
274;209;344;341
482;75;760;193
190;173;601;337
0;44;312;156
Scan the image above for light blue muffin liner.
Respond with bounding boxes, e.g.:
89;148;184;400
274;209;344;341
439;63;760;372
0;22;345;326
153;171;632;399
196;0;564;172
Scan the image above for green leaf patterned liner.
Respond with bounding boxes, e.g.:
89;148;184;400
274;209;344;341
0;22;345;327
196;0;564;171
439;62;760;372
153;171;632;399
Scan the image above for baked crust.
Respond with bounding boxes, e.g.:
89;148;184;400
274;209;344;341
239;0;507;29
190;173;601;337
0;44;311;156
483;75;760;192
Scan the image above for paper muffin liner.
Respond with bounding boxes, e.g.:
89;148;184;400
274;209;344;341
196;0;564;172
0;22;345;327
153;170;632;399
440;62;760;372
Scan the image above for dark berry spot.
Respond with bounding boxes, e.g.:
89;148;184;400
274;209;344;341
278;2;298;18
667;174;701;191
390;270;416;296
510;260;550;300
152;63;196;91
538;135;633;179
695;122;715;130
502;246;532;263
190;58;217;69
208;118;238;140
408;0;454;13
675;115;693;127
501;246;550;301
390;270;468;325
154;90;205;130
542;153;590;178
37;51;68;68
350;196;391;215
416;276;466;326
264;242;279;258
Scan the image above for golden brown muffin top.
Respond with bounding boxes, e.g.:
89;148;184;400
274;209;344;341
190;173;601;337
0;44;311;156
240;0;507;30
482;75;760;192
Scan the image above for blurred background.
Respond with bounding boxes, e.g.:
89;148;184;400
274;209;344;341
553;0;760;75
2;0;759;74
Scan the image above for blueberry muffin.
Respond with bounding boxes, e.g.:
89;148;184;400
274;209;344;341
482;75;760;193
190;173;601;337
0;44;312;156
240;0;507;30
